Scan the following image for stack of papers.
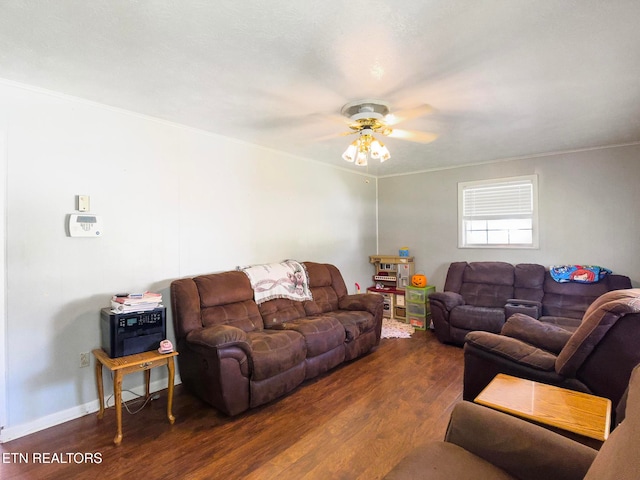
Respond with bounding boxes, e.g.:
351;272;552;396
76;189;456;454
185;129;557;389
111;292;162;313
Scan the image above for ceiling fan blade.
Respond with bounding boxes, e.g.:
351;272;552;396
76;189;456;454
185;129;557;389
314;130;357;142
326;113;353;125
386;129;438;144
385;104;435;125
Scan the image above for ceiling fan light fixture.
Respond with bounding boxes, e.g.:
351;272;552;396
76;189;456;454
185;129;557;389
370;139;390;162
355;150;368;166
380;146;391;162
342;131;391;167
369;139;382;159
342;141;358;162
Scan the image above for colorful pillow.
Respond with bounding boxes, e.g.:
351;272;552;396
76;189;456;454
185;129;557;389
549;265;612;283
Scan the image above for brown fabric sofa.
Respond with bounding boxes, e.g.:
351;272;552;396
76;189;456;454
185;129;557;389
384;362;640;480
170;261;383;415
462;289;640;420
429;261;632;346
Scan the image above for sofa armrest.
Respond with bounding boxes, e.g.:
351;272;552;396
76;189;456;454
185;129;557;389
339;293;384;316
445;401;596;480
501;313;573;354
185;324;251;352
505;298;541;319
464;331;557;371
428;291;464;312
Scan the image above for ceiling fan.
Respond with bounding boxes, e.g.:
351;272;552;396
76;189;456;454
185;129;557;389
337;99;438;166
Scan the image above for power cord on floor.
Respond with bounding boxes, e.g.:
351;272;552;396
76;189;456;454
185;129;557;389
105;372;162;414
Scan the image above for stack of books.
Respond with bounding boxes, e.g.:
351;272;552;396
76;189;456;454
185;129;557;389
111;292;162;313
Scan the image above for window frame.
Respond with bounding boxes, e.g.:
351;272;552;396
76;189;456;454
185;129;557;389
458;174;539;249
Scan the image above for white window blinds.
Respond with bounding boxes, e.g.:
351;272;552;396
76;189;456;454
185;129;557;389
463;180;533;218
458;175;538;248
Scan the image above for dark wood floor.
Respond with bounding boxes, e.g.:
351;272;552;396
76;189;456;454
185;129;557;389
0;330;464;480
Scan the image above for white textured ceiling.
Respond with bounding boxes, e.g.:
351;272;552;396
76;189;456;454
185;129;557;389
1;1;640;176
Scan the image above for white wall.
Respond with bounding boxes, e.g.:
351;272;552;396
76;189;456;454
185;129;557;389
0;124;7;435
0;81;377;440
378;147;640;291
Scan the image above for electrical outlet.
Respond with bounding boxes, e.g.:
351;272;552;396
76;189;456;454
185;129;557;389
80;352;90;368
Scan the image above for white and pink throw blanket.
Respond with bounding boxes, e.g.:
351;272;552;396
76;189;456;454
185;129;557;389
241;260;313;305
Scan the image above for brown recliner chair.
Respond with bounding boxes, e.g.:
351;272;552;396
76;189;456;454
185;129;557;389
384;363;640;480
429;261;518;346
463;289;640;421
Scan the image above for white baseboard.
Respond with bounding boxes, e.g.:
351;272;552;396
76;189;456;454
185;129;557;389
0;376;181;443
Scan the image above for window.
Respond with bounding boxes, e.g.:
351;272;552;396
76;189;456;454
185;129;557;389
458;175;538;248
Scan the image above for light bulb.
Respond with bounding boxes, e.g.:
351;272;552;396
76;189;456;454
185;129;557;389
370;139;383;159
355;151;368;166
379;144;391;162
342;142;357;162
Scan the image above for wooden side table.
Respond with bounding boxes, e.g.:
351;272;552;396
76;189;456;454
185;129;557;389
92;348;178;445
475;373;611;447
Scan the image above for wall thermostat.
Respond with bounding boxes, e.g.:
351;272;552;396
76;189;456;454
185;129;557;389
67;213;103;237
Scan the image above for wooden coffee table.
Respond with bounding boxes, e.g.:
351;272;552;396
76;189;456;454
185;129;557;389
474;374;611;443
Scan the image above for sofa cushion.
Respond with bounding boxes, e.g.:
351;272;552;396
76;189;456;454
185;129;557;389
542;272;613;319
339;293;385;317
276;316;345;357
513;263;545;302
258;298;307;327
200;299;264;332
451;306;505;333
459;262;515;307
304;286;339;315
194;271;264;332
463;262;514;285
539;316;581;331
194;271;254;305
460;284;514;308
327;310;376;342
247;330;307;381
303;262;351;315
305;261;334;287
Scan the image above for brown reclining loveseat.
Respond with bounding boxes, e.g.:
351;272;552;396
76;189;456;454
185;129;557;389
429;261;631;346
170;261;383;415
